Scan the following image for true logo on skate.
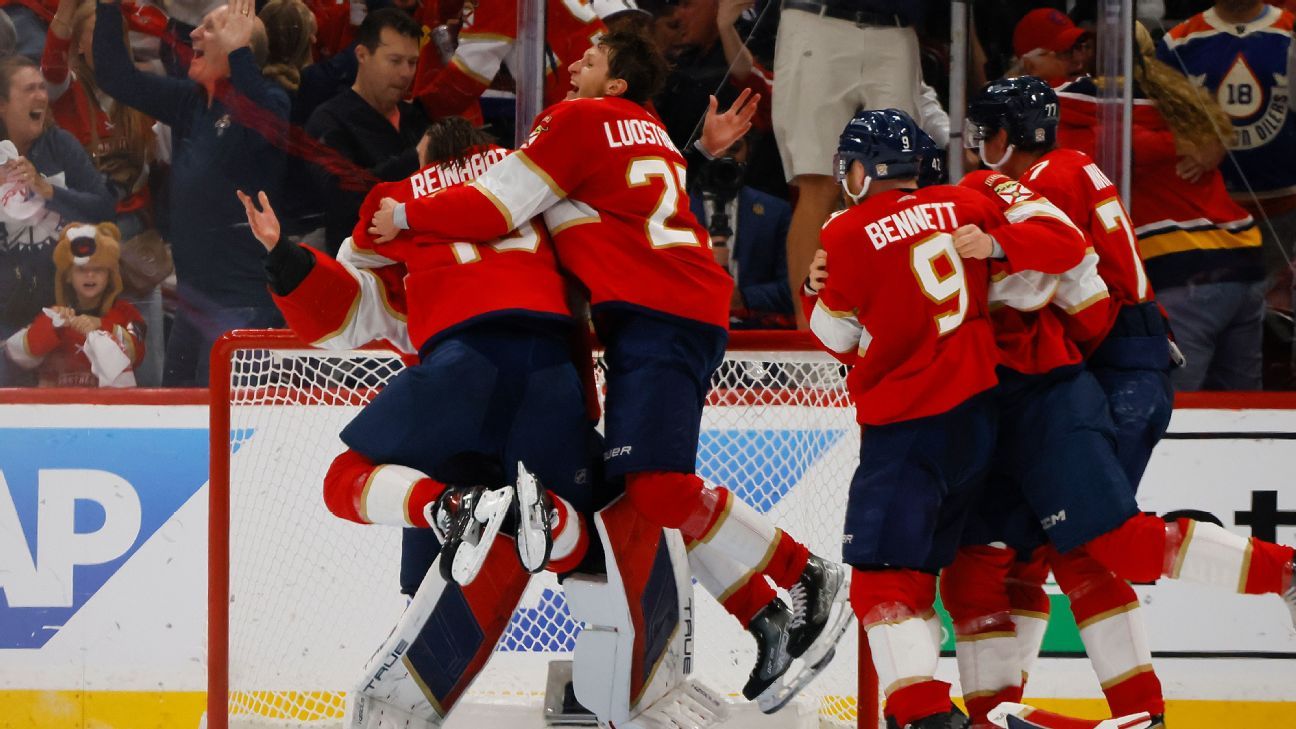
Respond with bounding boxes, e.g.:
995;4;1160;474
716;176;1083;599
0;428;209;650
1040;510;1067;530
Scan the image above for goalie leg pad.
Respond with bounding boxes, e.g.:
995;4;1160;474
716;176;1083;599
346;536;530;727
566;496;727;729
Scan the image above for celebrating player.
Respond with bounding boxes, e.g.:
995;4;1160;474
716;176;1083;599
242;114;834;723
941;77;1296;729
803;108;1090;729
240;117;600;727
367;29;854;724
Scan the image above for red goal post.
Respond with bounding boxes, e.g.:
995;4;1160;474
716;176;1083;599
207;328;881;729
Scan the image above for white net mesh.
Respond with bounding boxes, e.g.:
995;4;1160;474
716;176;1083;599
216;339;873;728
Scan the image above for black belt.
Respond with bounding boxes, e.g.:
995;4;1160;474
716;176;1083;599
781;0;910;27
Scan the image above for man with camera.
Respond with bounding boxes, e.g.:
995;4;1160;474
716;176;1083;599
689;135;794;329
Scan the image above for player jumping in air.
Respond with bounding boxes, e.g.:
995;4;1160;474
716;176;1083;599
368;30;854;725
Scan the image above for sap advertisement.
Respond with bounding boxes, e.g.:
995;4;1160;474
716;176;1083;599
0;399;1294;729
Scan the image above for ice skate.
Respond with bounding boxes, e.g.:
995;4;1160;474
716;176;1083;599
739;598;794;705
425;485;514;585
987;702;1154;729
785;555;853;668
512;461;554;574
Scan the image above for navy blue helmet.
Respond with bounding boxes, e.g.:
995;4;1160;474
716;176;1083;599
915;126;946;187
834;108;923;183
964;76;1060;150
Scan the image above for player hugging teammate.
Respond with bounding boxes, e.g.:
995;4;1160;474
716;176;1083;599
241;28;858;729
805;82;1296;729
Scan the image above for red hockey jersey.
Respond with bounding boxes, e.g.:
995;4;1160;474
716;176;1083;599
414;0;605;120
396;97;735;328
1019;148;1149;350
271;244;415;354
4;301;145;387
959;171;1104;375
351;144;571;350
808;182;1085;426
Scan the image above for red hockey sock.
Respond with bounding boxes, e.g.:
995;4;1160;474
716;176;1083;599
323;449;445;527
764;530;811;590
885;679;955;728
1085;513;1170;583
1007;548;1052;617
625;471;704;528
546;494;590;574
964;686;1023;728
724;573;779;627
1052;547;1164;717
1241;538;1296;595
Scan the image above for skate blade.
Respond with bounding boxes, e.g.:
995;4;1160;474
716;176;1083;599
450;486;513;585
755;646;836;714
513;462;552;573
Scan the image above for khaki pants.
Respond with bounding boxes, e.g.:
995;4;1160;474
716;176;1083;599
772;8;921;179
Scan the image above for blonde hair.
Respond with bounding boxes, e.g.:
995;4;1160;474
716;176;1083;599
1132;22;1232;151
258;0;315;92
66;0;155;174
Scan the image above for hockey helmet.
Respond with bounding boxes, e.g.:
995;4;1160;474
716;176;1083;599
964;76;1060;150
833;108;923;184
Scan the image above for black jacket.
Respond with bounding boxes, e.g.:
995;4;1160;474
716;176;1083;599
305;89;429;254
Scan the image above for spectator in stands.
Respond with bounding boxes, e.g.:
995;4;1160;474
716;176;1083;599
4;221;144;386
1057;22;1265;391
0;54;114;386
773;0;922;327
306;8;427;254
259;0;326;239
1158;0;1296;313
0;10;16;59
260;0;317;100
2;0;56;61
688;133;794;329
158;0;225;78
655;0;784;196
1010;8;1092;85
412;0;605;123
94;0;288;387
41;0;167;386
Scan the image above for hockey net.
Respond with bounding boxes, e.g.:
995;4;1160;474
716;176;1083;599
208;329;880;729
